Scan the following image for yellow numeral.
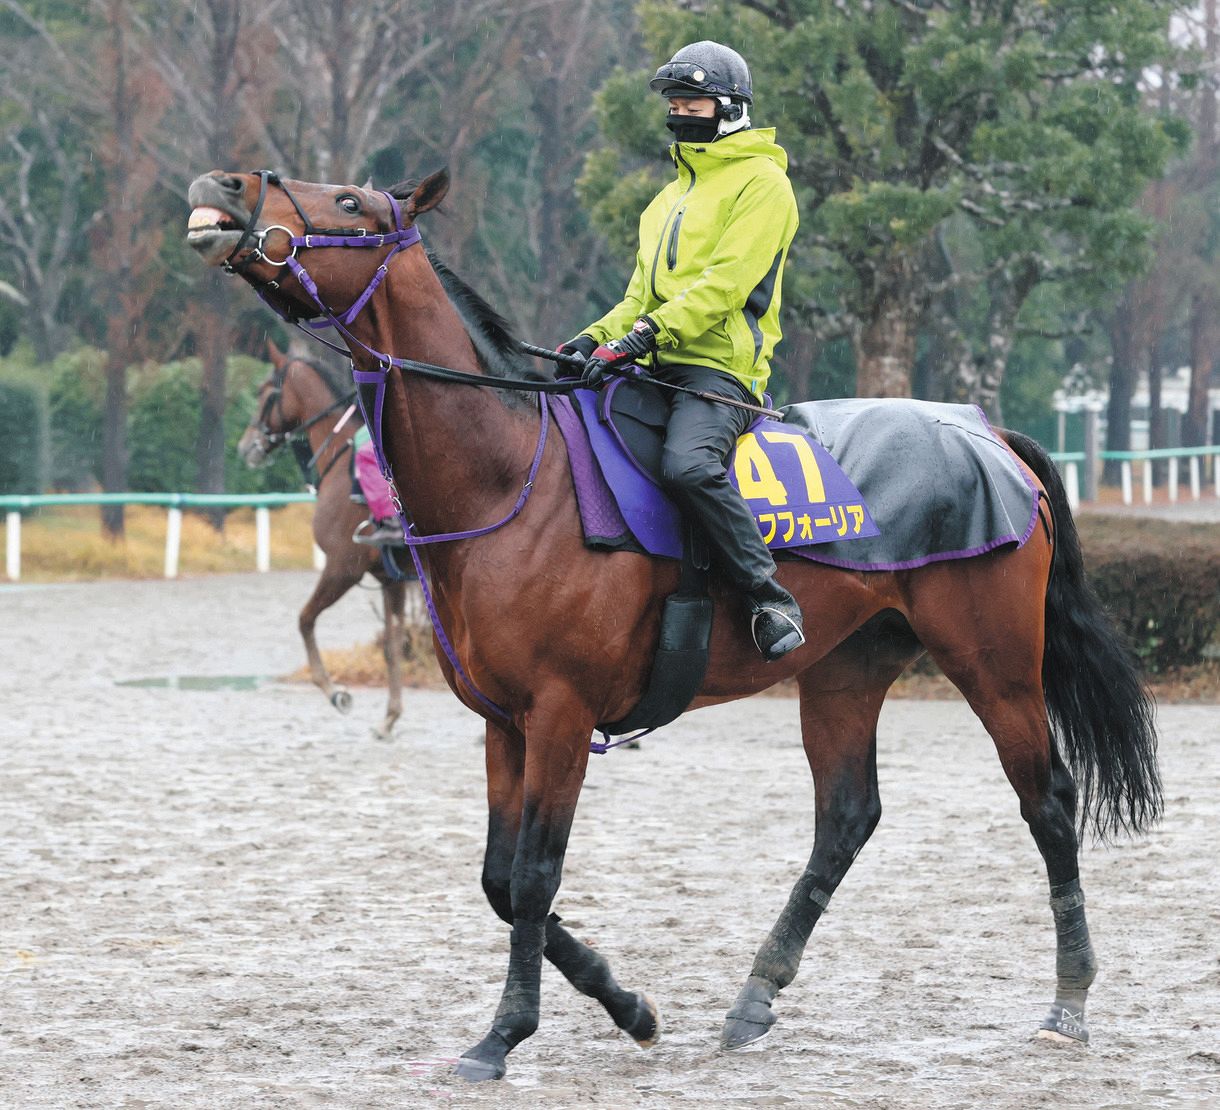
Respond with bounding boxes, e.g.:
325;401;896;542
733;433;789;506
760;431;826;503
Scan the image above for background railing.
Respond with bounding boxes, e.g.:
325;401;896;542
5;446;1216;582
0;493;318;582
1049;446;1220;511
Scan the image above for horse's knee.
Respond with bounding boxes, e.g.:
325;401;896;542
482;868;513;925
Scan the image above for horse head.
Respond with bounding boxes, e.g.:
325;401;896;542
185;168;449;322
237;339;298;467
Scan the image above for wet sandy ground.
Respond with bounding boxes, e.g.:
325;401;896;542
1;572;1217;1109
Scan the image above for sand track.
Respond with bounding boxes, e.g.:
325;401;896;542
1;572;1216;1108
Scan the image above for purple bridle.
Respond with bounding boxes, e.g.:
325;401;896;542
225;170;551;722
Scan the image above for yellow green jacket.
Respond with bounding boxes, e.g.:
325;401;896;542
583;128;798;399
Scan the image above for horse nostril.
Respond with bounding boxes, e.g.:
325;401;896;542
214;174;244;193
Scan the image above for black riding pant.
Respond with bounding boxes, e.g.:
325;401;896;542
656;363;776;591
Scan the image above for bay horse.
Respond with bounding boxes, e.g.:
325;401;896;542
187;167;1160;1082
238;339;409;739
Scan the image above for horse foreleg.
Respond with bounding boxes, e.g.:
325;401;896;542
722;638;906;1049
476;720;657;1053
458;705;600;1082
299;568;360;714
373;580;406;739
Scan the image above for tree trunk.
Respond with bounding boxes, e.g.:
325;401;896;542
1105;305;1137;482
195;270;233;529
853;301;915;397
101;346;128;537
852;255;920;398
1185;290;1216;447
776;324;819;404
1148;353;1164;478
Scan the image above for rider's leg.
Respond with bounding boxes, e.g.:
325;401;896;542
656;365;804;660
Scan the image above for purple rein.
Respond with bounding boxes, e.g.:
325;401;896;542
245;182;549;724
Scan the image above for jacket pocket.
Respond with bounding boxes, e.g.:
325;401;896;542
666;209;685;270
726;310;754;372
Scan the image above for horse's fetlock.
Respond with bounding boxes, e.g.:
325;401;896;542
493;1010;539;1046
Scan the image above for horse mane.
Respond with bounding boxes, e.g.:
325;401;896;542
387;180;555;404
290;354;355;405
425;248;553;406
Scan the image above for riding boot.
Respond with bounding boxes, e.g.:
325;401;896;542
747;575;805;661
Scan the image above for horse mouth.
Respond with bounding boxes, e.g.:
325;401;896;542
186;206;245;260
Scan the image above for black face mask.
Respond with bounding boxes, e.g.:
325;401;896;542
666;113;718;144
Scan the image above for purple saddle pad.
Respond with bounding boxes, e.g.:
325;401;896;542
548;385;878;561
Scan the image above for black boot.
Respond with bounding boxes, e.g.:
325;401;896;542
747;576;805;661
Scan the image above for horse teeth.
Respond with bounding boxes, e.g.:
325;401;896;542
188;206;228;229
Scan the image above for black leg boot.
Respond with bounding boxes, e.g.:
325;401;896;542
748;576;805;661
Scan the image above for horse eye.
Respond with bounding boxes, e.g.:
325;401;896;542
338;195;360;214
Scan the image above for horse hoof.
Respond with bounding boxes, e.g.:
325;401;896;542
330;690;353;714
720;995;776;1050
1038;1004;1089;1044
1035;1029;1083;1045
627;993;660;1048
454;1055;505;1082
720;1016;774;1050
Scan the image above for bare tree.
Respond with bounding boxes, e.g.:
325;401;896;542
0;87;84;365
137;0;277;518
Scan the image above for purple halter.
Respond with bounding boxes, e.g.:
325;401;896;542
228;171;549;722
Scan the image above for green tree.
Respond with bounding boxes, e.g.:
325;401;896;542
584;0;1183;412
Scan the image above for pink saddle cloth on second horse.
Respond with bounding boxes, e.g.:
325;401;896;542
353;427;398;520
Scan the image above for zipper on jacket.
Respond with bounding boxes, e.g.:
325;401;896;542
650;148;697;300
666;209;685;270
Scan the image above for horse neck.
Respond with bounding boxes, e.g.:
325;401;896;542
290;364;355;460
344;247;538;536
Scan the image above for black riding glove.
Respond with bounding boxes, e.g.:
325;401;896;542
612;320;659;362
580;344;633;389
556;334;598;364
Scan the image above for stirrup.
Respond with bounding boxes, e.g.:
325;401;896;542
750;606;806;662
352;519;402;547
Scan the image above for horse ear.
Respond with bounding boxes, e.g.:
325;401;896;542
266;338;286;368
361;177;374;191
400;168;449;218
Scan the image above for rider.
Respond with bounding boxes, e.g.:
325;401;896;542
560;41;804;660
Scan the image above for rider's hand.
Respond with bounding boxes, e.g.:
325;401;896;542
556;334;598;364
612;318;659;362
580;344;631;389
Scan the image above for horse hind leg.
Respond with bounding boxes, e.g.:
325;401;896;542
372;579;405;739
917;599;1097;1045
298;567;360;713
722;614;916;1050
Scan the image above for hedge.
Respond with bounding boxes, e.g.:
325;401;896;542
0;379;43;493
1078;516;1220;673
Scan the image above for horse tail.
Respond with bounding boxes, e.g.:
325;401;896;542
1001;429;1162;839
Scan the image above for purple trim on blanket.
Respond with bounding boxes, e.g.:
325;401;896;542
791;522;1033;572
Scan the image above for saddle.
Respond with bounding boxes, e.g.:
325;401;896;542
566;378;879;560
549;383;1039;738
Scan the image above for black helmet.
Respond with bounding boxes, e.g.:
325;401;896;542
649;41;753;104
